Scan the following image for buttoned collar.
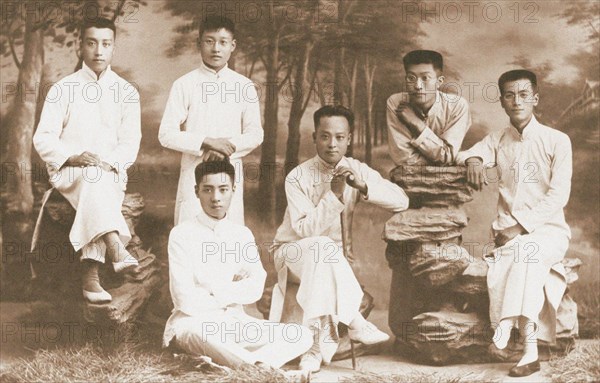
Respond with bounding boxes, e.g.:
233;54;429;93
313;155;350;175
405;91;442;120
196;207;228;231
509;115;539;141
81;62;112;82
199;61;230;78
425;91;443;118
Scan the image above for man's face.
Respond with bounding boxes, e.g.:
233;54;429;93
405;63;443;107
194;172;234;220
81;27;115;75
500;78;539;127
198;28;236;71
313;116;351;166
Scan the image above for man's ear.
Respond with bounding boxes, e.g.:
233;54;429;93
231;39;237;52
232;183;236;192
76;40;82;59
532;93;539;107
312;131;316;143
436;75;445;88
194;184;199;197
347;133;352;145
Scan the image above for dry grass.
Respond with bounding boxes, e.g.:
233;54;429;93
571;280;600;339
549;340;600;383
340;371;499;383
0;343;290;383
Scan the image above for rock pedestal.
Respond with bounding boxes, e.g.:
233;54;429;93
385;165;580;364
30;190;161;326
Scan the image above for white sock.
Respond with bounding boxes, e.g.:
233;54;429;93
493;319;514;350
517;342;538;366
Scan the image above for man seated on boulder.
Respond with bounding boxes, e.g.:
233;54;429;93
164;160;312;378
387;50;471;165
458;69;572;377
33;17;141;303
269;105;410;373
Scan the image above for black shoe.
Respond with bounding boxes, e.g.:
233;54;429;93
508;360;540;377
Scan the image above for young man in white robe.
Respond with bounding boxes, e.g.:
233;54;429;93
33;18;141;303
386;50;471;166
164;160;312;380
270;105;410;372
458;70;572;377
159;15;263;225
385;51;471;347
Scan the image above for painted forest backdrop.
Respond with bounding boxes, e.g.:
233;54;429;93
1;0;598;329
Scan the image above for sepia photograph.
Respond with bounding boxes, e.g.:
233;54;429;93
0;0;598;382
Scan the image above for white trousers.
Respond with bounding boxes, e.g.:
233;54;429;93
487;227;569;342
272;236;364;362
50;166;131;262
174;309;312;369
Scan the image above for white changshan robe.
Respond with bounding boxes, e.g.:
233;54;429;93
163;210;312;368
457;115;572;343
33;63;141;262
158;62;263;225
269;155;409;362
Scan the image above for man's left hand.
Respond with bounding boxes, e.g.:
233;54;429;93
396;103;426;136
334;166;367;195
202;149;226;162
495;223;526;247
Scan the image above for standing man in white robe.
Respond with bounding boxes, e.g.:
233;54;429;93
164;160;312;379
159;15;263;225
33;18;141;303
458;70;572;377
270;105;410;373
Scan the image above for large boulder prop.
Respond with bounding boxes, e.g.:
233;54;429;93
30;190;162;327
385;165;580;364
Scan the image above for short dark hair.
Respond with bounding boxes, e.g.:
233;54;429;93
80;17;117;40
498;70;538;96
403;50;443;72
199;15;235;38
194;160;236;185
313;105;354;131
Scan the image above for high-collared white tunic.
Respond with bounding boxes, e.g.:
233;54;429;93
387;91;471;165
159;63;263;225
33;63;141;254
457;116;572;342
269;155;409;361
164;210;311;368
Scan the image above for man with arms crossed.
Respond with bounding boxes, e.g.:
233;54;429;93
159;15;263;225
33;18;141;303
387;50;471;165
385;50;472;351
164;160;312;380
459;70;572;377
270;105;409;373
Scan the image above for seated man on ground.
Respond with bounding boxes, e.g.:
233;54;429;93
387;49;471;165
33;17;141;303
459;69;572;377
269;105;410;373
163;160;313;377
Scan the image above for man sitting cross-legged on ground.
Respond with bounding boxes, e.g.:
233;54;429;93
269;105;410;373
163;160;312;379
459;70;572;377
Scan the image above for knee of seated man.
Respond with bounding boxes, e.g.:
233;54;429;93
307;236;344;264
80;167;123;191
